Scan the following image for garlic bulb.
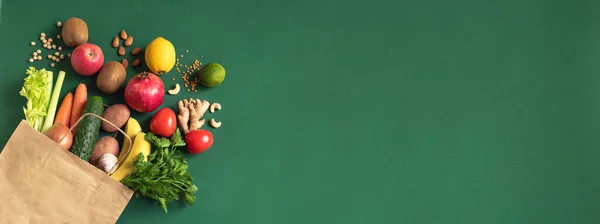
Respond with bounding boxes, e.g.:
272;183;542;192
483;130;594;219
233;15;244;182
97;153;119;174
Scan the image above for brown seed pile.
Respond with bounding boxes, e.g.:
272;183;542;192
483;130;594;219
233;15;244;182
175;51;203;92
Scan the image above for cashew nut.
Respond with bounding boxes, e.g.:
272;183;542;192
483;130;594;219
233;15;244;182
168;84;180;95
209;118;222;128
210;103;221;113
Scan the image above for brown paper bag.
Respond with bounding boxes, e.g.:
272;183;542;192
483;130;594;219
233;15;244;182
0;120;133;224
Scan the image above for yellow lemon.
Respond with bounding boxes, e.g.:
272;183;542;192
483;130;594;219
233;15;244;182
145;37;176;75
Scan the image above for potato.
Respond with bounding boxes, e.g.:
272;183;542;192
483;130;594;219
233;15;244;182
101;104;130;132
90;136;119;165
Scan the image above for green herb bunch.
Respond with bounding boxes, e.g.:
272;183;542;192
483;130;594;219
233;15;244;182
121;129;198;213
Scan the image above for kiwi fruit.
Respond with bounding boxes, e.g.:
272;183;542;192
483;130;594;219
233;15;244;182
97;61;126;94
62;17;89;46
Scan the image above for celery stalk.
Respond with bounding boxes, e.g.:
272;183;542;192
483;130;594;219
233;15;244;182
20;67;53;132
41;71;65;133
39;71;53;131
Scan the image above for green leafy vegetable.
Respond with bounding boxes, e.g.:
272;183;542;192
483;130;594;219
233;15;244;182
19;67;53;131
41;71;66;132
121;128;198;214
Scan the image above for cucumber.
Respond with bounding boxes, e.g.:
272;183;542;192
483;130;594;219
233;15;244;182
71;96;104;161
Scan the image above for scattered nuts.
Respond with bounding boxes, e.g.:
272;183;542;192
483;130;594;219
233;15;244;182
167;84;180;95
54;52;60;56
58;46;63;51
50;63;55;67
209;118;222;128
48;38;53;42
37;56;42;60
30;41;36;46
52;56;57;61
121;58;129;69
119;30;127;40
47;55;52;59
57;21;62;27
210;103;221;113
36;49;41;54
124;36;133;47
28;58;34;63
111;36;119;48
132;58;140;67
41;37;45;41
33;52;38;56
130;47;141;56
41;33;46;37
118;46;125;56
57;34;62;39
68;53;71;58
60;54;65;60
52;44;56;49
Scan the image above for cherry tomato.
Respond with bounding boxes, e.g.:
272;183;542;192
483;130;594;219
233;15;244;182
185;129;214;154
149;108;177;137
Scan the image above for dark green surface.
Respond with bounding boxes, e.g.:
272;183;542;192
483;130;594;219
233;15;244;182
2;0;600;223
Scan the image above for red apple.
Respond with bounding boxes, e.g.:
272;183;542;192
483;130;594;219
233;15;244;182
124;72;165;112
71;43;104;76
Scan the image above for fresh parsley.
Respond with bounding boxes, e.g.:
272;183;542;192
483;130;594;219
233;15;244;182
121;128;198;213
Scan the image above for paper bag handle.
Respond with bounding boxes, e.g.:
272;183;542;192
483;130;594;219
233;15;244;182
59;113;133;174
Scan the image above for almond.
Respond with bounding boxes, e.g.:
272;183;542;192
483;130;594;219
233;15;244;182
130;47;141;56
111;36;119;48
120;30;127;40
124;36;133;47
132;58;141;67
121;58;129;69
118;46;125;56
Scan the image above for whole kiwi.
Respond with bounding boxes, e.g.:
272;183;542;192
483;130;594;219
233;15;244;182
62;17;89;46
97;61;126;94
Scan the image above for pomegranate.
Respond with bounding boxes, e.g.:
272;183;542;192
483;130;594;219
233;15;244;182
124;72;165;112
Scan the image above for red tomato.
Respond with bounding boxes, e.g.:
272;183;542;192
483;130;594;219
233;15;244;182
149;108;177;137
185;129;214;154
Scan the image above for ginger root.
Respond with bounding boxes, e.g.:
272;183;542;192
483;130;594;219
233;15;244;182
177;99;191;134
177;98;210;134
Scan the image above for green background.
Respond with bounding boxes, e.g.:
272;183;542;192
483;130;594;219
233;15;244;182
1;0;600;223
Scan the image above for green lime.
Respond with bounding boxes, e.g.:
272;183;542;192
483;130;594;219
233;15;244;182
199;63;226;87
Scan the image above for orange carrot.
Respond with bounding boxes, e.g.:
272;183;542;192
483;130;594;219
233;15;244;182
70;83;87;133
54;92;73;127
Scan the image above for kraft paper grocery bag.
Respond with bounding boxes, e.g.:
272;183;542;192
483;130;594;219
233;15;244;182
0;120;133;224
